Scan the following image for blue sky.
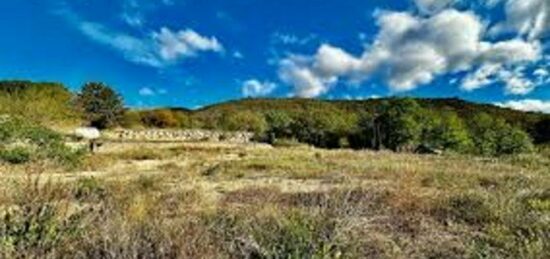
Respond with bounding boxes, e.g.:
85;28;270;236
0;0;549;112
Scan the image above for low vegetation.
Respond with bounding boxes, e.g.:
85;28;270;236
0;142;549;258
0;117;85;167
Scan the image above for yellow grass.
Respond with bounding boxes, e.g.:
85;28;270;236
0;141;549;258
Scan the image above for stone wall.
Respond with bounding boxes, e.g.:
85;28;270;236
103;129;254;143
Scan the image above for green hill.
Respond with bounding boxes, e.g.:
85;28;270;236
0;81;81;127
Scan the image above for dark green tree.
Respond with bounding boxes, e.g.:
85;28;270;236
533;119;550;144
377;98;423;151
76;82;124;129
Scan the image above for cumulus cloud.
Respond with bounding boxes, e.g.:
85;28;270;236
60;8;223;67
492;0;549;40
278;9;543;97
462;64;539;95
153;27;223;61
495;99;550;113
241;79;277;97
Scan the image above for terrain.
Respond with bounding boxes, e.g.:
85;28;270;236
1;139;550;258
1;80;549;258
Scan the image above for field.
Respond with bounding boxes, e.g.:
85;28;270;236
1;140;549;258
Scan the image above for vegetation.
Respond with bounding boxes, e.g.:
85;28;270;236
0;80;549;258
0;81;80;126
0;142;548;258
76;82;125;129
0;117;84;167
131;97;546;156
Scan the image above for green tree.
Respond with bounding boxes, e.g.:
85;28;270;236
469;113;533;156
497;124;534;155
221;111;268;134
377;98;423;152
421;110;472;152
469;113;499;155
264;111;295;142
76;82;124;129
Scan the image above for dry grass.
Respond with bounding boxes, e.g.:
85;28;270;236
0;141;549;258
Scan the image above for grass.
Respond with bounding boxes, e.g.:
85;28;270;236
0;141;549;258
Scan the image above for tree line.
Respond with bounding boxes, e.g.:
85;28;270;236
2;81;548;156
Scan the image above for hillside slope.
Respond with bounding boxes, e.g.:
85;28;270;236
0;81;81;127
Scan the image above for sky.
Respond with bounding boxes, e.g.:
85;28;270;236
0;0;549;112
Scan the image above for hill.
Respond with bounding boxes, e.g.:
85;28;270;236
195;97;548;129
0;80;81;127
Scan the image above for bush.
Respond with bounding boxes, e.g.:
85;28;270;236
433;192;493;225
0;118;85;167
0;147;31;164
140;110;180;128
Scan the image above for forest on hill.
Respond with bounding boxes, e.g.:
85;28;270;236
1;80;549;155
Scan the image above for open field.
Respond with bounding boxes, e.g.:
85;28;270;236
1;141;549;258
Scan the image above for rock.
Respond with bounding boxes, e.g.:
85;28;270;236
74;127;101;140
415;144;443;155
105;129;254;143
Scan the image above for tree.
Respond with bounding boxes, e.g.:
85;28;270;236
469;113;533;156
141;110;179;128
421;110;472;152
76;82;124;129
221;111;268;134
497;126;534;155
378;98;423;151
533;119;550;144
264;111;294;142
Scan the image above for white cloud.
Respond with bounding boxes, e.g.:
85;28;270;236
241;79;277;97
78;22;162;67
462;64;538;95
279;57;335;98
534;68;549;78
121;12;144;27
492;0;549;40
461;63;502;91
153;27;224;61
60;9;224;67
272;33;316;46
495;99;550;113
277;9;544;97
233;51;244;59
480;40;541;64
139;87;155;96
139;87;167;96
414;0;458;14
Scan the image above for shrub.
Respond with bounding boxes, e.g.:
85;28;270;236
0;147;32;164
120;110;143;129
432;192;493;225
0;117;85;167
141;110;179;128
